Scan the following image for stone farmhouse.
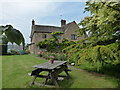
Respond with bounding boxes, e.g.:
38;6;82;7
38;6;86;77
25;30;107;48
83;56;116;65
29;19;86;54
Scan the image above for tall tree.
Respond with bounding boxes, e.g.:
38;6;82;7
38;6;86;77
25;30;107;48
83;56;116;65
67;1;120;69
0;25;25;54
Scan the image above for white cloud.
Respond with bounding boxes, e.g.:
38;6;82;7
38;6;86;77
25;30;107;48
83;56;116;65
0;1;89;44
0;2;62;17
0;1;63;43
0;0;87;3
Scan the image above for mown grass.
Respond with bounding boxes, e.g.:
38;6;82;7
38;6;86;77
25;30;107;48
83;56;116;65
2;55;118;88
0;56;2;90
76;61;120;88
76;61;120;79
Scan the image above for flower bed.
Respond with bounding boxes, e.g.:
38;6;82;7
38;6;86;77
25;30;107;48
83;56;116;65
37;51;76;65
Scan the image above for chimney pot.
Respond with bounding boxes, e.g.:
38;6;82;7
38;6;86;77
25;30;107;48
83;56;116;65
61;19;66;27
32;19;35;25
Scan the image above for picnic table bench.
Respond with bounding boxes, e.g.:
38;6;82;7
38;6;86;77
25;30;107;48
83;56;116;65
29;60;71;87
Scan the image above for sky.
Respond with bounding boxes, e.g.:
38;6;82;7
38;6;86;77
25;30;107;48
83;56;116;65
0;0;90;44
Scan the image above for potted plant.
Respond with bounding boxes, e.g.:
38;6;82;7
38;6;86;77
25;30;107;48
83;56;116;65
50;56;54;64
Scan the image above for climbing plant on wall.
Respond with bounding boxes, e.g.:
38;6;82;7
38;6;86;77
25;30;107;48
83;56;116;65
36;31;63;52
36;31;76;53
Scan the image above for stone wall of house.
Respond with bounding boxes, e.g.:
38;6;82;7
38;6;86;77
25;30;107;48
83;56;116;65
35;33;52;42
31;32;52;54
30;32;35;54
30;44;35;54
62;22;83;41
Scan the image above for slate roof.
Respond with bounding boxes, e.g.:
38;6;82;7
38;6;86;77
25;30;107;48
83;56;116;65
33;25;63;33
30;21;76;38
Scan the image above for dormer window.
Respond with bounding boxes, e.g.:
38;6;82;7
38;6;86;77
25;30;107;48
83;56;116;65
42;34;47;38
71;34;77;40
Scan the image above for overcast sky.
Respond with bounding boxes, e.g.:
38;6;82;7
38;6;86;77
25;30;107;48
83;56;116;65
0;0;90;44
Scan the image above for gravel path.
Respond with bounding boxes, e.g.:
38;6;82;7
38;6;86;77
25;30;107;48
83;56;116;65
68;65;84;71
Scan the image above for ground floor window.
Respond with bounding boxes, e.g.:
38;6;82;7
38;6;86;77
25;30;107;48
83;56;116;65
42;34;47;38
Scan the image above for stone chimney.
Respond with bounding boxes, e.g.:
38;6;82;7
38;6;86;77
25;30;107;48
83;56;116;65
32;19;35;25
61;19;66;27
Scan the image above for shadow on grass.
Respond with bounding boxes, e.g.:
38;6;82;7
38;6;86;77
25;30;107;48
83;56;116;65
25;75;73;88
58;76;73;88
117;79;120;89
42;76;73;88
102;64;120;89
86;63;120;89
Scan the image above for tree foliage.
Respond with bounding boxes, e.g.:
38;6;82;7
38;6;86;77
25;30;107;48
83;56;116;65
67;1;120;69
0;25;25;48
36;31;76;52
36;31;63;52
0;35;8;55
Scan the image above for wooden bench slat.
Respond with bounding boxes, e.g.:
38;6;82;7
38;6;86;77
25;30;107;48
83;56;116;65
32;61;67;70
29;74;51;79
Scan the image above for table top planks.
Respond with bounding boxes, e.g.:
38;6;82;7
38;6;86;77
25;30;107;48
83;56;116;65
32;61;67;70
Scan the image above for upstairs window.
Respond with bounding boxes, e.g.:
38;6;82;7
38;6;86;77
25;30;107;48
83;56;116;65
42;34;47;38
71;34;77;40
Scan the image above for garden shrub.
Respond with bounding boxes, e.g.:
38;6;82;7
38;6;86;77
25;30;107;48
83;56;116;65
41;53;46;58
55;53;67;61
16;51;20;55
0;35;8;55
41;53;50;60
40;51;68;61
24;49;30;54
51;53;58;60
10;49;20;55
11;49;16;55
56;54;62;60
45;55;50;60
41;53;45;57
0;45;7;55
61;54;67;61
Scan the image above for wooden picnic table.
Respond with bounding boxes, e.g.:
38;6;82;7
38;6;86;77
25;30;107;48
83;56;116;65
29;60;71;87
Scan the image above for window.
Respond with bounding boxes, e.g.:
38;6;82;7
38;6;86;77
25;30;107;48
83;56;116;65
57;35;61;39
71;34;77;40
42;34;47;38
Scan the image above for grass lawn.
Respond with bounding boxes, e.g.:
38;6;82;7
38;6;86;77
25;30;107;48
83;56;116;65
2;55;118;88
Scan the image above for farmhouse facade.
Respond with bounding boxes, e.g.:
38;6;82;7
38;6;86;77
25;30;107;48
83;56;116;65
29;19;85;54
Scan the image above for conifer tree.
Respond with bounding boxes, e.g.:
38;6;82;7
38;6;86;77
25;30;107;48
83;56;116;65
67;1;120;69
